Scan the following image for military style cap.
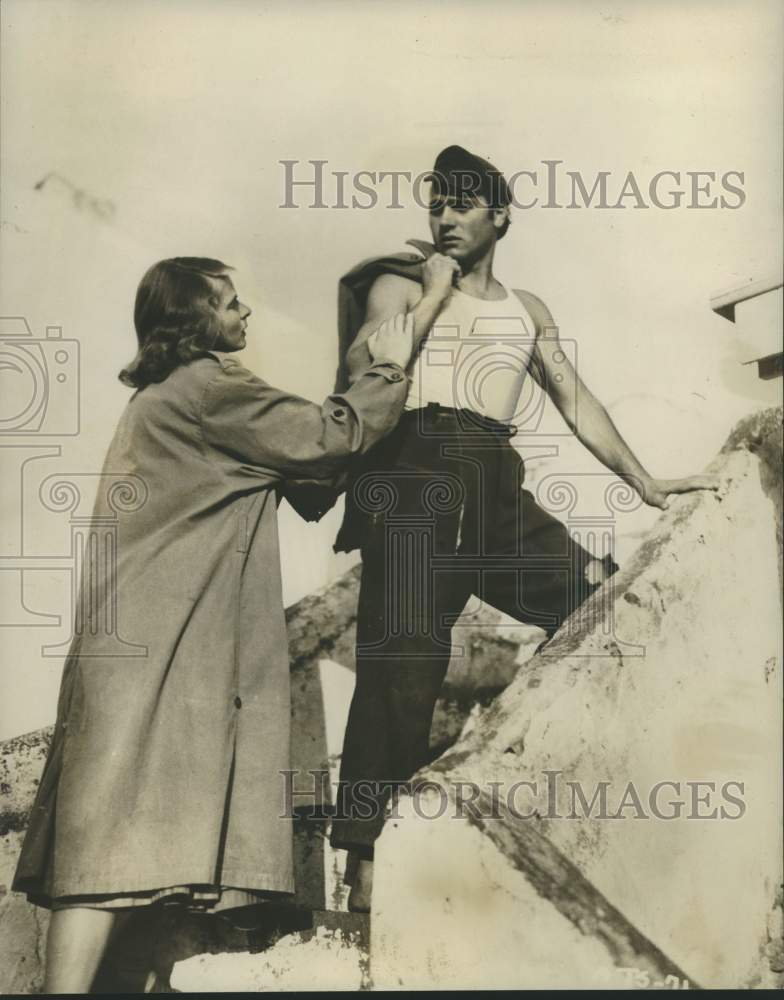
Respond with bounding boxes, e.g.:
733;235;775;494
427;145;511;209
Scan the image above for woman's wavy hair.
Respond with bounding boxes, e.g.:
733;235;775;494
119;257;234;389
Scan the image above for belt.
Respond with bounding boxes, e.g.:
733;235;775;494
402;402;518;438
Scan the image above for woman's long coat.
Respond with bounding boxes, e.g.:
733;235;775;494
13;350;407;903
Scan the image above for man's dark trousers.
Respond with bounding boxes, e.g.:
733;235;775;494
330;404;615;857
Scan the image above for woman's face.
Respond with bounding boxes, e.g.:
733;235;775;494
210;278;251;352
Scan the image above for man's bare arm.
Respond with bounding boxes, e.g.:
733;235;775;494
346;254;459;384
533;328;719;510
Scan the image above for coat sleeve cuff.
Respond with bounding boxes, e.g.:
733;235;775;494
363;361;408;383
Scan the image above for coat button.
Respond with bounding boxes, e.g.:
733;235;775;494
234;696;242;709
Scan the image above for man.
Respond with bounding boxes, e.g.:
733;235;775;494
329;146;718;912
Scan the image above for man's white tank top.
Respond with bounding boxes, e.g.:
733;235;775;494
405;285;538;423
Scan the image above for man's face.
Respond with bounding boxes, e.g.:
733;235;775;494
210;277;251;352
428;191;505;265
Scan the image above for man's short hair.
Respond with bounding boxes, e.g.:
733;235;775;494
427;145;512;239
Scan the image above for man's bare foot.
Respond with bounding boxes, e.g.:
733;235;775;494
347;859;373;913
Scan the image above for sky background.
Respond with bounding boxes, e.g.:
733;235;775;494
1;0;782;738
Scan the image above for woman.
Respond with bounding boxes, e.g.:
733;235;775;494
12;257;413;993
